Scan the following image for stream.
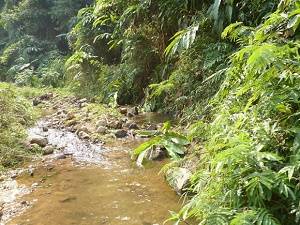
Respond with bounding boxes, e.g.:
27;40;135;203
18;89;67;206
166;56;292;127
1;106;181;225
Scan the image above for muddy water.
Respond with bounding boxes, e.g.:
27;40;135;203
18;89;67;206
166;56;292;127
7;114;182;225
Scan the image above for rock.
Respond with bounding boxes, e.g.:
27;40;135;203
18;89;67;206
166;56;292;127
42;127;49;132
76;125;92;134
80;102;88;108
119;107;128;115
145;146;166;161
39;93;54;101
115;130;128;138
10;173;18;179
31;183;39;188
21;200;29;206
166;168;191;194
28;168;35;176
127;106;139;117
96;119;107;127
43;146;54;155
145;124;157;130
33;98;42;106
78;131;90;139
29;135;48;147
96;126;107;134
128;122;139;130
56;154;66;160
65;119;77;127
66;112;76;120
107;120;123;129
78;98;87;104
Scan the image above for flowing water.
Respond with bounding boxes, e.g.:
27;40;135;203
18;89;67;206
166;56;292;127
5;113;182;225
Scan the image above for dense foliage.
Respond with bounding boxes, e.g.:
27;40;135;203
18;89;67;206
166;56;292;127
1;0;300;224
0;83;37;169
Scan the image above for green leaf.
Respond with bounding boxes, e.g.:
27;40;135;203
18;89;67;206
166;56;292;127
287;15;300;32
133;136;162;155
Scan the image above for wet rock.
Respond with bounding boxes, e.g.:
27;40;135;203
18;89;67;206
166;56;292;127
21;200;29;206
128;122;139;130
28;167;35;177
31;183;39;188
43;146;55;155
145;123;158;130
42;127;49;132
115;130;128;138
96;126;107;135
119;107;128;115
10;173;18;179
29;135;48;147
166;167;191;194
127;107;139;117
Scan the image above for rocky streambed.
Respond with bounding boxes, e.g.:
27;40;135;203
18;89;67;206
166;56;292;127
0;93;188;225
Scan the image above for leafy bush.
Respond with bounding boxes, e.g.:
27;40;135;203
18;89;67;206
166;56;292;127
133;122;190;166
168;1;300;224
0;83;36;170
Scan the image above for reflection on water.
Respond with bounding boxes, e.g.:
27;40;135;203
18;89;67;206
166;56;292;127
9;159;180;225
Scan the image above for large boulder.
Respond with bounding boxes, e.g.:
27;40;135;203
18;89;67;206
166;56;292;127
166;167;192;195
29;135;48;147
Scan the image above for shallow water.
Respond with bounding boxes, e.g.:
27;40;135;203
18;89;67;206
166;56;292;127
7;115;182;225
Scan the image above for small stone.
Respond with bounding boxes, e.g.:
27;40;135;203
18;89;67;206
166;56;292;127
96;126;107;134
28;168;34;176
11;173;18;179
43;146;54;155
128;122;139;130
33;98;41;106
56;154;66;160
78;98;87;104
31;183;39;188
21;200;29;205
96;119;107;127
42;127;49;132
107;120;123;129
115;130;128;138
145;124;157;130
78;131;90;139
66;112;76;120
119;107;128;115
127;107;139;117
65;119;77;127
